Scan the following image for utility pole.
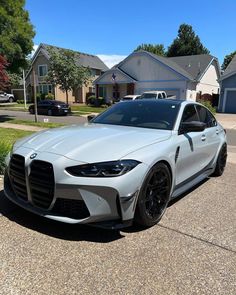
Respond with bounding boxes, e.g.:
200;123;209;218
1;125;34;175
22;69;27;109
33;68;38;122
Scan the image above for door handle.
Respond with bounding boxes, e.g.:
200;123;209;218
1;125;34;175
216;129;219;135
201;135;206;141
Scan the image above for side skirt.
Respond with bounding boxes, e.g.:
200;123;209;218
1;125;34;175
171;167;214;199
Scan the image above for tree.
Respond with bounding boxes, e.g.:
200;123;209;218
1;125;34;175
47;49;91;104
0;0;35;73
0;55;9;90
222;51;236;71
134;43;166;56
167;24;210;57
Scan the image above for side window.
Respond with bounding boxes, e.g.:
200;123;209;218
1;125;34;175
162;92;166;98
158;93;162;99
196;105;217;128
196;105;208;123
207;110;217;127
181;104;199;123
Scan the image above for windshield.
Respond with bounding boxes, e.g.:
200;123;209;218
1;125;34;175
140;93;157;99
92;100;180;130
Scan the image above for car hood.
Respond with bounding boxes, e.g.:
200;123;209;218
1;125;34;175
16;124;171;163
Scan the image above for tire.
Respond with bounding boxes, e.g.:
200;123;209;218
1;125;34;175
47;109;52;116
135;162;171;227
212;143;227;177
29;108;34;114
9;97;13;103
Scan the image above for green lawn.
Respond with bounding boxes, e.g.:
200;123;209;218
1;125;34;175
0;128;34;145
71;105;107;114
0;128;34;174
8;119;65;128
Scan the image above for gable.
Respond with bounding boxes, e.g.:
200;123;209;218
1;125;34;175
200;60;219;86
119;53;187;81
95;69;135;84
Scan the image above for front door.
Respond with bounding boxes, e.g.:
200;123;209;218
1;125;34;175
175;104;210;186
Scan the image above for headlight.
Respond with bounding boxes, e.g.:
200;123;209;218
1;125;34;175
66;160;141;177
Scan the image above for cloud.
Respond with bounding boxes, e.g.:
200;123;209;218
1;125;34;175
30;44;39;57
96;54;127;69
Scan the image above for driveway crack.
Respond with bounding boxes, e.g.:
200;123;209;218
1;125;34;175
158;224;236;254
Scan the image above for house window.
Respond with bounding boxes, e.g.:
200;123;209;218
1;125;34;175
37;84;52;94
98;86;106;98
38;65;48;77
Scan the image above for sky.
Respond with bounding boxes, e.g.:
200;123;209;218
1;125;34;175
26;0;236;68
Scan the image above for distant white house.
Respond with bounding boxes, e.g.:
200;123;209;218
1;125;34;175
94;50;221;101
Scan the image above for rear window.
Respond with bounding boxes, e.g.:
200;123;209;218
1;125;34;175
140;93;157;99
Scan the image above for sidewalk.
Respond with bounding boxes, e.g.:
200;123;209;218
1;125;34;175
0;122;45;132
216;114;236;129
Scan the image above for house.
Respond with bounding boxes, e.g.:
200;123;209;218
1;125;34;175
25;43;108;103
218;55;236;113
94;50;220;102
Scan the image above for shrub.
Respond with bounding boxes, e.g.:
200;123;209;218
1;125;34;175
86;95;96;105
0;142;11;174
45;93;54;100
17;100;25;104
198;99;216;115
87;96;106;107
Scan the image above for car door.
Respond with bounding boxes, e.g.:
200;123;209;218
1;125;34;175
196;105;221;163
175;104;209;186
37;101;44;114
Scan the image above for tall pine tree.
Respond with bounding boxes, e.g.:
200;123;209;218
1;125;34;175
222;51;236;71
167;24;210;57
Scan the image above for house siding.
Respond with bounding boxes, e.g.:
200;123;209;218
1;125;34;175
219;74;236;112
120;53;183;81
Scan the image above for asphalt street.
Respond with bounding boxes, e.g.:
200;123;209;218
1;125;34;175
0;109;87;125
0;115;236;294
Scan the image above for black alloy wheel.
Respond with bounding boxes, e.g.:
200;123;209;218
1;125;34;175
135;162;171;227
212;143;227;176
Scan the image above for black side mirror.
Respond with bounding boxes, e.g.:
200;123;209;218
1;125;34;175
180;121;206;134
87;115;96;122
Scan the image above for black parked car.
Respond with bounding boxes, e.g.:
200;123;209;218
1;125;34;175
29;100;71;116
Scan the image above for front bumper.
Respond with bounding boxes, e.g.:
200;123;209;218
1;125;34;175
4;147;148;227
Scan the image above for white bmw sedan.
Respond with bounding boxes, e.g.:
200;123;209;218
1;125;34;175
4;100;227;229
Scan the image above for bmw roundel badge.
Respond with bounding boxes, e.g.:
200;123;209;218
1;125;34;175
30;153;37;159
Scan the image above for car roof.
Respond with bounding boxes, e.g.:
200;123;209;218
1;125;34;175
39;100;66;104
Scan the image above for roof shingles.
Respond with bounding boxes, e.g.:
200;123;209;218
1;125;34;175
41;43;108;72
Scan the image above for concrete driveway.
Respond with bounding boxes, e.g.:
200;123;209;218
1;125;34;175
0;133;236;294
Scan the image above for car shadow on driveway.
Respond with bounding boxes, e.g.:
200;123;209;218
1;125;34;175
0;178;210;240
0;190;124;243
124;177;210;233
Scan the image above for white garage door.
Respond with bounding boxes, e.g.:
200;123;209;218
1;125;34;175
225;90;236;113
